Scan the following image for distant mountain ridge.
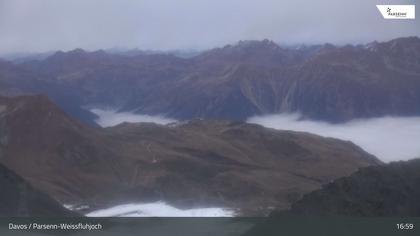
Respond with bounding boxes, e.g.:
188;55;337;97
0;37;419;124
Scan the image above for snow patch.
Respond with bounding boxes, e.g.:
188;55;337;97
86;202;235;217
90;109;176;127
63;204;90;211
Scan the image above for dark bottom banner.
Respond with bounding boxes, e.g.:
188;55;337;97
0;217;418;236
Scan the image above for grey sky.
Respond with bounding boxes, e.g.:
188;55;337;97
0;0;419;54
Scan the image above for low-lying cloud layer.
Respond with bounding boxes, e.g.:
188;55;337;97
248;114;420;162
91;109;420;162
90;109;176;127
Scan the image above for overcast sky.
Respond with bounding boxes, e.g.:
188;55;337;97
0;0;419;54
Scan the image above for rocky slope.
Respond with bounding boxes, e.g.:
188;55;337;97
275;158;420;216
0;95;380;215
0;163;77;216
1;37;419;124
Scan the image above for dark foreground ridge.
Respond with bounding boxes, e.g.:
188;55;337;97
275;158;420;216
0;95;380;216
243;159;420;235
0;163;77;217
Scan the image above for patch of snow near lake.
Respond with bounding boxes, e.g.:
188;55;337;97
86;202;235;217
248;113;420;163
90;109;176;127
63;204;90;211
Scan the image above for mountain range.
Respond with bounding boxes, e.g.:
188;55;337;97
0;37;419;125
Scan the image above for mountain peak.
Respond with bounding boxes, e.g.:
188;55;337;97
364;36;420;52
68;48;87;54
197;39;288;65
48;48;88;61
389;36;420;44
233;39;280;50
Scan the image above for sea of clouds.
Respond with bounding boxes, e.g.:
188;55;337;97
248;113;420;162
90;108;420;163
